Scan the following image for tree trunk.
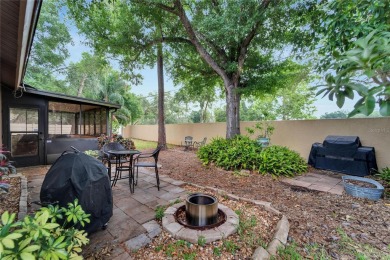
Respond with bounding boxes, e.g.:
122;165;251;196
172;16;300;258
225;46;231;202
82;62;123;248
225;82;241;139
77;74;87;97
157;42;167;148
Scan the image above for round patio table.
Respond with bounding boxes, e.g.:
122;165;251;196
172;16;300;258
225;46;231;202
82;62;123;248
107;150;140;193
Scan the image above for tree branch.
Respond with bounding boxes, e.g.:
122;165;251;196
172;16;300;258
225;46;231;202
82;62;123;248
172;0;229;86
234;0;272;82
196;32;229;66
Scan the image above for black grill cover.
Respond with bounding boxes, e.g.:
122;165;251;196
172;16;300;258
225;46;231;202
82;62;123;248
40;151;113;234
308;136;378;176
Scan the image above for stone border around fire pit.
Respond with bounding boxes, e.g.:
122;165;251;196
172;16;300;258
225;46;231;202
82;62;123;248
162;202;239;244
188;183;290;260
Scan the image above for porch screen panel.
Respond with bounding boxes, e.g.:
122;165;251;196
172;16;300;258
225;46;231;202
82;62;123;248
84;112;90;135
48;112;61;135
62;113;76;134
101;109;107;134
95;110;101;135
89;112;94;136
9;108;39;157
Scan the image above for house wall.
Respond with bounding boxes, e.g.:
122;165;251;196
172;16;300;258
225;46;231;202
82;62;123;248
0;87;2;147
122;117;390;169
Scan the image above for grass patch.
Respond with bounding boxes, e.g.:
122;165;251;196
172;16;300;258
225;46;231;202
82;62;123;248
133;139;159;151
132;139;175;151
155;206;165;220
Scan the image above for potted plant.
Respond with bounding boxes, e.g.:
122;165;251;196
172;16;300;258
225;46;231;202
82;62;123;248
0;149;16;193
246;122;275;148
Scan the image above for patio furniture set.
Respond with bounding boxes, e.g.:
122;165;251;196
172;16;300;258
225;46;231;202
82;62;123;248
182;136;207;151
102;143;162;193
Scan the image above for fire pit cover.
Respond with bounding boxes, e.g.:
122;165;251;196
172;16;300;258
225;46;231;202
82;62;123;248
40;150;113;233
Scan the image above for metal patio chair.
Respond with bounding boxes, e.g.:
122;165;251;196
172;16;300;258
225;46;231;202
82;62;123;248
133;146;163;190
193;137;207;149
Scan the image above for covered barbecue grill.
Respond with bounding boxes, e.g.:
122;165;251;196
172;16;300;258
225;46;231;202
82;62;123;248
308;135;377;176
40;150;113;233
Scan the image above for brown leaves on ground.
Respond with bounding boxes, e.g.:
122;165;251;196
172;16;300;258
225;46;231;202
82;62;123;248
158;148;390;257
0;177;21;216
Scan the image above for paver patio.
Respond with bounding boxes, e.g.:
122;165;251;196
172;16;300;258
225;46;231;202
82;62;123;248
281;172;345;195
19;166;187;259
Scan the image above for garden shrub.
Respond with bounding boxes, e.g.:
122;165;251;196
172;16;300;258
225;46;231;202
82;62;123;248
197;136;262;171
198;137;307;177
258;145;307;177
0;199;90;259
97;134;135;150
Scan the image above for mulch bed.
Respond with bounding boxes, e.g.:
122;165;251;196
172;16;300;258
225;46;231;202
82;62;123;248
3;147;390;259
0;177;21;216
157;148;390;258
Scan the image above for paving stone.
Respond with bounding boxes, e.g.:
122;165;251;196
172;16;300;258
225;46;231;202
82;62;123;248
169;202;185;209
267;238;284;255
217;222;237;238
199;228;224;243
125;233;151;252
107;216;146;242
158;181;170;188
143;220;162;238
273;216;289;245
164;206;177;215
164;222;184;236
226;215;239;226
176;227;199;244
162;184;179;191
252;247;270;260
167;186;186;194
253;200;272;207
171;180;186;186
283;179;312;187
308;184;333;192
328;185;344;195
132;193;159;204
132;210;156;224
162;214;175;227
159;177;175;183
158;192;182;201
115;197;142;209
227;193;240;201
122;205;151;217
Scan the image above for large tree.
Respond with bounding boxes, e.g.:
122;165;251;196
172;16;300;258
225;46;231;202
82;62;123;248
67;0;190;147
24;0;72;91
66;52;107;97
153;0;315;138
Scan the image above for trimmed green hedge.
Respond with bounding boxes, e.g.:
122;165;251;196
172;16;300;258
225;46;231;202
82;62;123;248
197;136;307;177
258;145;307;177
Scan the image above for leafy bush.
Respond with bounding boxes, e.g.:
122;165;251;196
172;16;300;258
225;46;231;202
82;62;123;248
84;150;100;158
197;136;262;171
198;137;307;177
0;199;90;259
0;149;16;182
258;146;307;177
97;134;135;150
373;167;390;183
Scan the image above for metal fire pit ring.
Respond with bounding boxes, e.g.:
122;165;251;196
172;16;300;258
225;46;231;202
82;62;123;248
174;205;226;230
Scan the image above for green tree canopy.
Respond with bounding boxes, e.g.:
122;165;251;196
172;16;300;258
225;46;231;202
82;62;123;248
24;0;72;91
313;0;390;116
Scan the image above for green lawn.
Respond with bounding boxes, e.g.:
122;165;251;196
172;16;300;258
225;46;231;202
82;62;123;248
132;139;177;151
